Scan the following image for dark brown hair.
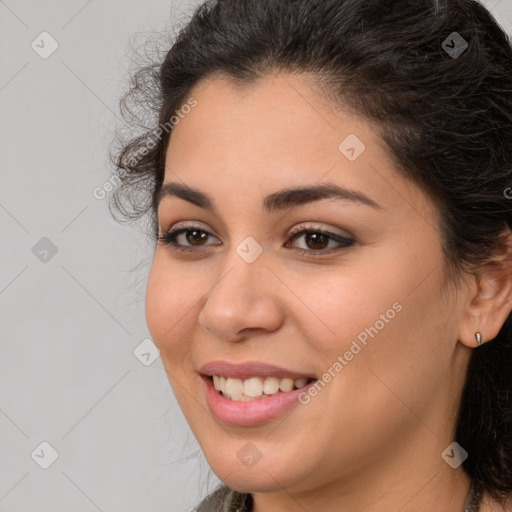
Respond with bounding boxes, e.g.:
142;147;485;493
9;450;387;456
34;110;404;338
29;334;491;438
110;0;512;508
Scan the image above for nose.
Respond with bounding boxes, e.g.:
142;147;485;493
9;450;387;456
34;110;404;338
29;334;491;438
198;251;284;342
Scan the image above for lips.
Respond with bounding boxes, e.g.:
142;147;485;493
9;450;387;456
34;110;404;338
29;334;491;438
201;373;318;426
198;360;318;425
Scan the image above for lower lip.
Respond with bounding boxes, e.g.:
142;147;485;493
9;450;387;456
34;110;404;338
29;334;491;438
201;375;317;426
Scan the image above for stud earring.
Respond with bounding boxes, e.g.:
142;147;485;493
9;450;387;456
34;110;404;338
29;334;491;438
475;332;483;346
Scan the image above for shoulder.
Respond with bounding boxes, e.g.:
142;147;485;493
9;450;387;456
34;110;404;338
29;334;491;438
194;484;230;512
194;484;251;512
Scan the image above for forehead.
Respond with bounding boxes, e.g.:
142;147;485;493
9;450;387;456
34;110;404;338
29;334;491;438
162;73;433;218
168;73;352;159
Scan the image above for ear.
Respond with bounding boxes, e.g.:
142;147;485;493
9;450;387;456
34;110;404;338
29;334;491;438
458;228;512;348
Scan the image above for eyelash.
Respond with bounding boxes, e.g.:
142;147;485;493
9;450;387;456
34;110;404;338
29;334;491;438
157;222;355;257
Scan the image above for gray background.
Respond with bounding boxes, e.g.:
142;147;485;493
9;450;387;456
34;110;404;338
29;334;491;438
0;1;511;511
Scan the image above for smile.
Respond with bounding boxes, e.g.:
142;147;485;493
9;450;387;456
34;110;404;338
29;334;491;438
211;375;315;401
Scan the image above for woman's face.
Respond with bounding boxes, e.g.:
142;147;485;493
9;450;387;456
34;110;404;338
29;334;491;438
145;74;472;497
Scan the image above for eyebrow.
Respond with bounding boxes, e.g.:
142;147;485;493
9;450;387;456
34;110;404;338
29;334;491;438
156;181;382;214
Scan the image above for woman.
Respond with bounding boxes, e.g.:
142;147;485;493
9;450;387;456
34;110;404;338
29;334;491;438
110;0;512;510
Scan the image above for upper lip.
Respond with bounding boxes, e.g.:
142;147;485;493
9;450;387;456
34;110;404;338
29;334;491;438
199;360;317;380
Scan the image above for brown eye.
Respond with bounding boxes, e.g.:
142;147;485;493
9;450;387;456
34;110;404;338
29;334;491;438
158;223;355;257
158;227;220;249
286;225;355;256
302;232;330;250
184;229;209;246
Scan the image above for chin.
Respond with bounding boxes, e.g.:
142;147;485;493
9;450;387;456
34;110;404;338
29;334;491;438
202;445;313;494
215;468;295;494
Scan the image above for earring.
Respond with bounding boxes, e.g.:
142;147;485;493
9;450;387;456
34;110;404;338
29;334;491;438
475;332;483;346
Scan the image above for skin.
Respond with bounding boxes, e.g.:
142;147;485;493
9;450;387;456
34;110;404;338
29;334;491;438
145;73;512;512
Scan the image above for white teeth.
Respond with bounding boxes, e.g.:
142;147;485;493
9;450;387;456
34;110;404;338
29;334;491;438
294;378;308;388
243;377;264;397
279;378;294;392
263;377;280;395
212;375;312;401
225;377;244;398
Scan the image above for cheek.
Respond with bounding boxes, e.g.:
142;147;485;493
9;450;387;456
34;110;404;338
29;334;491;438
299;244;448;397
288;260;407;358
144;253;197;359
291;267;449;463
